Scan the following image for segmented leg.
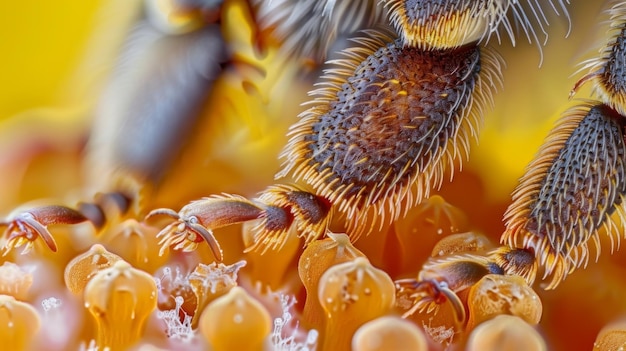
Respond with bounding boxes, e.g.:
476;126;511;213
382;0;510;48
146;194;263;262
0;205;87;254
395;253;502;325
502;2;626;288
153;0;583;256
395;278;466;326
503;103;626;289
153;30;503;254
396;246;537;324
0;191;134;255
148;185;331;261
382;0;571;54
572;1;626;116
277;31;503;241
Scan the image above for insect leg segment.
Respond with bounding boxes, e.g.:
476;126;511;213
85;22;228;188
396;246;538;325
246;185;332;253
147;185;332;261
0;190;137;255
382;0;512;49
488;246;538;285
77;192;133;230
396;252;508;324
495;0;626;290
395;278;466;326
147;195;263;261
0;205;87;254
573;1;626;116
277;30;503;241
502;103;626;289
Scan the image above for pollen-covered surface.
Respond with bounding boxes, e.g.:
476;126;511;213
280;32;500;237
503;103;626;288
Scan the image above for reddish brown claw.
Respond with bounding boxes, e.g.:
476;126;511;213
146;208;213;258
0;205;88;255
395;278;466;327
146;195;264;262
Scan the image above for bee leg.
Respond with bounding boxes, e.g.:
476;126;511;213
40;3;230;256
396;247;542;331
80;1;229;227
0;188;140;255
502;103;626;289
85;21;228;189
249;185;332;251
497;3;626;290
146;195;263;262
0;0;232;258
0;205;87;254
147;185;332;261
488;247;538;285
396;253;509;328
571;2;626;116
395;278;466;328
76;191;133;230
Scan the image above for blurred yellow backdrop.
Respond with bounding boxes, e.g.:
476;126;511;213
0;1;107;120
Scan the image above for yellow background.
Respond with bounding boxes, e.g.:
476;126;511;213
0;1;106;120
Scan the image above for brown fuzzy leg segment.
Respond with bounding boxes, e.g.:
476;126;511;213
573;1;626;116
381;0;510;49
247;185;332;252
277;30;503;241
503;103;626;289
